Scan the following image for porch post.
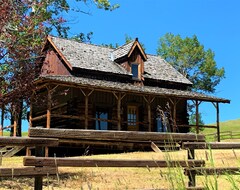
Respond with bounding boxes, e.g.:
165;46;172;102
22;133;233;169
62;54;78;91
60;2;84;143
169;98;179;132
113;92;126;131
13;114;17;137
216;102;220;142
29;94;34;128
85;94;89;129
195;100;199;134
81;89;94;130
144;96;155;132
0;104;4;136
212;102;220;142
45;87;52;157
46;87;52;129
194;100;202;134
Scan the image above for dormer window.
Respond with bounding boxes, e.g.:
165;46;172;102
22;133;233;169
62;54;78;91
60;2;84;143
131;63;139;79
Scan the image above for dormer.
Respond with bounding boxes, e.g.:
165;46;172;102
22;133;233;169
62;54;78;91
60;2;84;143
112;38;147;82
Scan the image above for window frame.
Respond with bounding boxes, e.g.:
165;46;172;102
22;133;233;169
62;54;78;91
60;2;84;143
131;63;140;80
127;105;139;130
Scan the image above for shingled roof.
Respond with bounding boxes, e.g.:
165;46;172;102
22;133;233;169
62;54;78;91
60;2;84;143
112;40;135;60
38;75;230;103
48;36;192;85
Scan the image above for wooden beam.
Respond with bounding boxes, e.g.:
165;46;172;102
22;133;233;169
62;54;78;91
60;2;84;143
24;157;205;168
31;114;47;121
143;96;155;132
113;92;125;131
80;89;94;129
13;114;17;137
211;102;220;142
193;100;201;134
0;136;59;147
29;128;206;142
216;103;220;142
51;114;83;120
169;98;179;132
183;142;240;149
29;97;33;128
46;87;52;129
0;167;56;177
185;167;240;175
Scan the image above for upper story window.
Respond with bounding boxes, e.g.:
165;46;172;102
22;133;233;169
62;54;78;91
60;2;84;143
131;63;139;79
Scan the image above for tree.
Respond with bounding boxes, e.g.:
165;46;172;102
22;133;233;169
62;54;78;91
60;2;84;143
189;113;205;132
157;33;225;93
0;0;118;136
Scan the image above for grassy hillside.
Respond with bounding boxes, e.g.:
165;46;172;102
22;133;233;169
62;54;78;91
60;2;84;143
202;118;240;134
201;118;240;141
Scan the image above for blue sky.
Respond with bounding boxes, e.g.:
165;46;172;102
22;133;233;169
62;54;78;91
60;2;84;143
63;0;239;124
14;0;239;131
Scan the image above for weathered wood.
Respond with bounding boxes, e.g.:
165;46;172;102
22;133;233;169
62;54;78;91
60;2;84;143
46;87;52;129
29;98;33;128
0;167;56;177
177;125;217;129
24;157;205;168
3;146;25;157
0;136;59;147
31;114;47;122
29;128;205;142
117;93;122;130
216;102;220;142
51;114;83;120
13;116;17;137
183;142;240;149
185;167;240;175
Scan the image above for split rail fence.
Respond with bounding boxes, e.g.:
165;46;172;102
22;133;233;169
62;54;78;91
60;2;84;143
0;128;240;189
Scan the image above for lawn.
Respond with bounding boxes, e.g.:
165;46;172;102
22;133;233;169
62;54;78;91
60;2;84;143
201;118;240;141
1;149;240;190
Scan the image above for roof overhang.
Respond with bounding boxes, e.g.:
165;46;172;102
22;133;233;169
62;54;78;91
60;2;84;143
35;75;230;104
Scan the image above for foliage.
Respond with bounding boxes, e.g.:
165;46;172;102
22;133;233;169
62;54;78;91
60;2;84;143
125;34;146;51
189;112;205;132
0;0;118;135
157;33;225;93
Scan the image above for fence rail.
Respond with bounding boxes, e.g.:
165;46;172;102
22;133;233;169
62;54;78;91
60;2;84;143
205;131;240;141
1;128;240;189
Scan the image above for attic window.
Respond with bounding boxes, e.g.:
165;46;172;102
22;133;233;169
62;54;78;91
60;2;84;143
131;63;139;79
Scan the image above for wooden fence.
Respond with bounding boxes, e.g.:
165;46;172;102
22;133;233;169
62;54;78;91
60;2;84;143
1;128;240;189
205;131;240;141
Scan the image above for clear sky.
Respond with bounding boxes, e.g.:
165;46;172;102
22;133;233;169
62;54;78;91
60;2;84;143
16;0;240;131
63;0;239;124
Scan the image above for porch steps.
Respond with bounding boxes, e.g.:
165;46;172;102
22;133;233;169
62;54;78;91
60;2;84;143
0;146;25;157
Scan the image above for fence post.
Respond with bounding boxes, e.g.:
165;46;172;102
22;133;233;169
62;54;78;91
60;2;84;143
34;146;44;190
187;147;196;187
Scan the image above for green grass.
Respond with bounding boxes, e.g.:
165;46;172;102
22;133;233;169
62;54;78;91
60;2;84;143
2;131;28;137
201;118;240;141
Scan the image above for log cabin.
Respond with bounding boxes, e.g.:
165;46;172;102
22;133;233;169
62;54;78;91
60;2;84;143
28;36;229;141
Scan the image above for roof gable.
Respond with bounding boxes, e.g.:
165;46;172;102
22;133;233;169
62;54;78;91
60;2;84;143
112;39;147;62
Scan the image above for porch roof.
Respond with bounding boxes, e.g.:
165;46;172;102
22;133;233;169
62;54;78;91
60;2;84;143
37;75;230;104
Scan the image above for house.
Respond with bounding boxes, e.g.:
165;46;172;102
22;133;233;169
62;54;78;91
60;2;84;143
30;36;229;140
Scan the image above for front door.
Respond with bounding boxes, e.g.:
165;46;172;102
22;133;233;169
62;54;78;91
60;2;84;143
127;106;139;131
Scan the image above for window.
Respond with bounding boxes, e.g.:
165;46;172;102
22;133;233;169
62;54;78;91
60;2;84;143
127;106;138;127
131;63;139;79
95;109;108;130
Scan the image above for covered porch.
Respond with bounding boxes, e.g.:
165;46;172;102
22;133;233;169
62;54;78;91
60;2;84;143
24;75;230;142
